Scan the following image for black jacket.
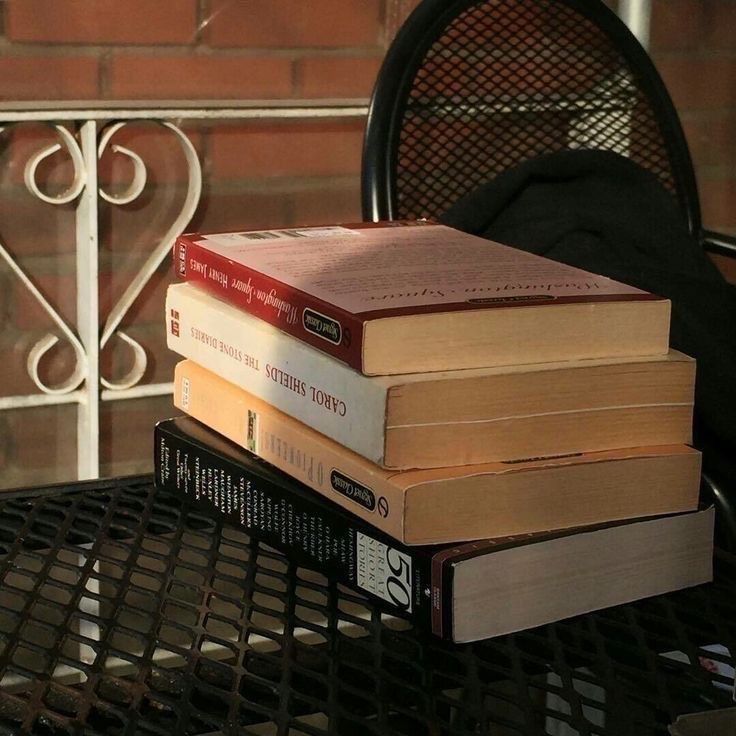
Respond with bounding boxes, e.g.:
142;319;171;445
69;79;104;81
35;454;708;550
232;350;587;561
441;149;736;491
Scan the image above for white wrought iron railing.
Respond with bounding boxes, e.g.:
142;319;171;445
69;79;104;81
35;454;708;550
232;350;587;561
0;101;369;481
0;2;652;486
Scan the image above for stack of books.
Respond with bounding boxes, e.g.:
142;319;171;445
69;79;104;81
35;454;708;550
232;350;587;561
155;221;713;643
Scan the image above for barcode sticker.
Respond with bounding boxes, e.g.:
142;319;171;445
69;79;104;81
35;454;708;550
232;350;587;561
286;227;362;238
180;377;190;410
246;410;258;453
202;226;361;247
242;232;281;240
356;532;413;613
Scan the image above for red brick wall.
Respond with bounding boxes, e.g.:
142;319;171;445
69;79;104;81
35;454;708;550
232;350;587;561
0;0;733;489
0;0;398;489
649;0;736;235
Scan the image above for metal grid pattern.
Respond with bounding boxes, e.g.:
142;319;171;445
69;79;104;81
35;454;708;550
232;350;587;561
394;0;676;220
0;476;733;736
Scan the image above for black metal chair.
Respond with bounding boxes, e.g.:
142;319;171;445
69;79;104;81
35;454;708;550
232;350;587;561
362;0;735;255
361;0;736;546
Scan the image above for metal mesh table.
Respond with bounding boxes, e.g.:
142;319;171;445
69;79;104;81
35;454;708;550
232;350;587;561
0;476;733;735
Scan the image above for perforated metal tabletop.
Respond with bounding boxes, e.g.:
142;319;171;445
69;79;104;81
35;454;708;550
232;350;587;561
0;476;733;735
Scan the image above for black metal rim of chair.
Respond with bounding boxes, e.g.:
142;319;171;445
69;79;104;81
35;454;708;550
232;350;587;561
703;230;736;257
703;472;736;554
361;0;701;237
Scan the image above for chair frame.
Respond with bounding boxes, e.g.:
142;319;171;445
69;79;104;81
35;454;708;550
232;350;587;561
362;0;701;238
361;0;736;547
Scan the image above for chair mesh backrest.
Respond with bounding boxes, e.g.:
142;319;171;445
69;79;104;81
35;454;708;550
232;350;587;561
392;0;683;221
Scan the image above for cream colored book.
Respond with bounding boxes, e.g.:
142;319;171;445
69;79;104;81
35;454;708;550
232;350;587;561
166;282;694;468
173;360;702;545
449;506;713;642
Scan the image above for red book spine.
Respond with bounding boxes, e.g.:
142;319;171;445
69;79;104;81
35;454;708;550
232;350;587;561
174;236;366;371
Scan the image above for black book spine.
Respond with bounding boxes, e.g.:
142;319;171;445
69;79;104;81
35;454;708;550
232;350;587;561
154;418;435;630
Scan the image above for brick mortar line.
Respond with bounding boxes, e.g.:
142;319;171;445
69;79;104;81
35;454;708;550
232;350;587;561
204;181;364;197
677;106;736;116
102;322;170;336
2;252;77;275
292;56;303;97
0;173;365;198
0;42;385;57
680;109;736;120
379;0;390;50
195;174;363;194
1;249;181;273
196;0;210;46
99;50;111;98
652;49;736;61
697;164;736;179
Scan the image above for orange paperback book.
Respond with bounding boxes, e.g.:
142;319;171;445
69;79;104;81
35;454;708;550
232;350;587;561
173;360;701;545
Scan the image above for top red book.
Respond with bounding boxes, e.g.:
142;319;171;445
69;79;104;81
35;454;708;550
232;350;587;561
173;221;670;375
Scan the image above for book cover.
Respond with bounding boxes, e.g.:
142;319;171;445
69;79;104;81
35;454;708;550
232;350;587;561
155;416;433;626
166;283;690;467
173;359;701;545
174;222;670;375
154;417;713;642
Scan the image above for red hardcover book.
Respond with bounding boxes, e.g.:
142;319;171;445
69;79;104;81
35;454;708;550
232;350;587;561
173;221;670;376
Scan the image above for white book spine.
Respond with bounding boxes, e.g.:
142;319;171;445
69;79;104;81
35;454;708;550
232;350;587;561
166;283;389;463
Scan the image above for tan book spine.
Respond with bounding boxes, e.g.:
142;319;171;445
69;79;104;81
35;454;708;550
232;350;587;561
173;360;407;541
